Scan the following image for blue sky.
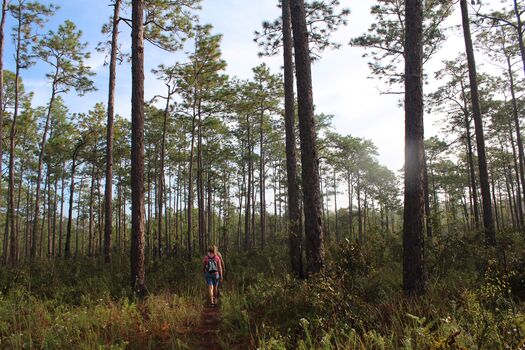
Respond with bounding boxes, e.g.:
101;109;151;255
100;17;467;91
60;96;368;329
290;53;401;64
3;0;500;195
3;1;406;181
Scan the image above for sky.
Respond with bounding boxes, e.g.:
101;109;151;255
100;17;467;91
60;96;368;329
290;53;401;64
2;0;504;176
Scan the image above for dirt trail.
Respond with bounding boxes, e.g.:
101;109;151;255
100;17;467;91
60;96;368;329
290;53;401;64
192;304;222;350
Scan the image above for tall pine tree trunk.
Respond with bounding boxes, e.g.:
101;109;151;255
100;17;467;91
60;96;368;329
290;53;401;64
506;53;525;228
130;0;146;296
65;147;82;259
460;0;496;245
245;116;252;251
187;112;196;260
290;0;325;275
259;109;266;248
0;0;7;220
104;0;122;264
158;86;171;260
197;108;205;253
403;0;425;296
31;78;57;258
461;81;481;231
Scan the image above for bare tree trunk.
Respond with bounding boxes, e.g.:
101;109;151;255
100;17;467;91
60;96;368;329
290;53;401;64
507;113;523;228
357;174;362;243
58;163;65;257
24;182;32;259
32;78;58;258
290;0;325;275
103;0;121;263
461;83;481;231
88;163;95;257
7;3;22;266
460;0;496;245
513;0;525;79
158;85;172;260
51;172;58;256
197;109;205;253
505;53;525;228
423;156;432;238
65;146;82;259
146;154;151;258
259;107;266;248
245;116;252;251
75;176;85;258
39;169;49;258
130;0;146;296
0;0;6;175
97;173;103;256
187;91;197;260
403;0;425;296
251;142;256;248
333;168;339;243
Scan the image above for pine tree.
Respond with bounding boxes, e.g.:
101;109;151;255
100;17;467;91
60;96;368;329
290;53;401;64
290;0;325;275
403;0;425;296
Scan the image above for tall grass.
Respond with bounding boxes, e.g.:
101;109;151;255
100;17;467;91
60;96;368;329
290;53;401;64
219;231;525;349
0;256;205;349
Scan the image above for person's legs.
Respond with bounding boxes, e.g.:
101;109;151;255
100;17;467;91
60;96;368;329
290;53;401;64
212;274;219;304
208;285;214;305
205;273;215;305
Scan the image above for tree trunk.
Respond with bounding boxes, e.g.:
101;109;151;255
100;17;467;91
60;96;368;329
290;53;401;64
460;0;496;245
24;182;32;259
357;174;362;243
460;82;481;231
507;111;523;228
75;176;85;258
197;107;205;253
403;0;425;296
88;163;96;257
146;154;151;257
333;168;339;243
39;168;49;258
290;0;325;275
158;85;172;260
130;0;146;296
58;162;65;257
0;0;7;228
104;0;122;263
513;0;525;80
259;107;266;248
65;148;81;259
245;116;252;251
506;53;525;228
423;156;432;238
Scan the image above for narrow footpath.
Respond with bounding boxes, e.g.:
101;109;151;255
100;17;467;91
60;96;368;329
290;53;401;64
192;304;221;350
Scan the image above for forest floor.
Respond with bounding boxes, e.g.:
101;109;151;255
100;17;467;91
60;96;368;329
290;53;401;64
3;235;525;349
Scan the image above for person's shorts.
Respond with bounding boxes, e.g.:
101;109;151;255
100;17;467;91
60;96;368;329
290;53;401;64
205;272;220;286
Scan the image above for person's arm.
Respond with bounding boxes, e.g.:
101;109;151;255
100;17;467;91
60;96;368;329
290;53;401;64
202;256;207;272
219;256;223;280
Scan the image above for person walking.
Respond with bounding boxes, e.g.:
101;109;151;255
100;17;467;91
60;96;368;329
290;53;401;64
203;245;223;306
213;245;225;297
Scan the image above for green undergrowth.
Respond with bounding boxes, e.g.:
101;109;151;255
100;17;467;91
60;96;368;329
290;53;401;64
219;231;525;349
0;255;205;349
2;231;525;349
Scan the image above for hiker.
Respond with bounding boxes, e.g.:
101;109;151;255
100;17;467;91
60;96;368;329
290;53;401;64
203;245;223;306
213;245;225;297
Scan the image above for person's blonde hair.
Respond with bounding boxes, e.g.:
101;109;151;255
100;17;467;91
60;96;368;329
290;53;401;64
207;245;216;254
